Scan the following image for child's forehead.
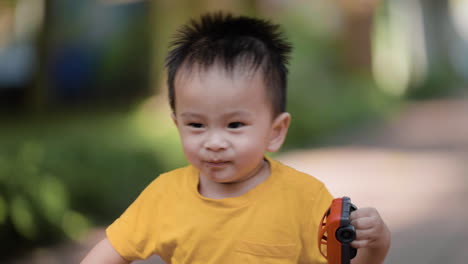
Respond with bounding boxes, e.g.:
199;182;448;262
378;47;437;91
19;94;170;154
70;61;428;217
173;61;277;116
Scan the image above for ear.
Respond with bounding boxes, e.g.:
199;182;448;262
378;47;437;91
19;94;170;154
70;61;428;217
171;113;178;126
266;112;291;153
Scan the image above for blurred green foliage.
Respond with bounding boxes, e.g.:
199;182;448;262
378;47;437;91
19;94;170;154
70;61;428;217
280;15;400;149
407;64;461;100
0;106;185;256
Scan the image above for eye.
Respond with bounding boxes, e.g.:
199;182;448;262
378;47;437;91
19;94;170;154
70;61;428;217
188;123;204;128
228;122;245;129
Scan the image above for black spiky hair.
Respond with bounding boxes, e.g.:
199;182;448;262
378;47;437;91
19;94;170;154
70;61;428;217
165;12;292;116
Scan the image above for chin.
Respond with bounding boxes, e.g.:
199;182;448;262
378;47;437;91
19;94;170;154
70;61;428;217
205;172;237;184
209;175;234;183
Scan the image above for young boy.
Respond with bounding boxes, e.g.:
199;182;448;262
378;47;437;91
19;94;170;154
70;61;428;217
82;12;390;264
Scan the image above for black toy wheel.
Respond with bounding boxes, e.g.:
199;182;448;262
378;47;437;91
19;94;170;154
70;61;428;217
336;225;356;244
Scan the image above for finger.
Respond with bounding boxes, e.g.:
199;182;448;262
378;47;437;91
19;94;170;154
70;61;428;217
350;207;379;221
350;216;374;230
350;239;370;249
355;228;375;241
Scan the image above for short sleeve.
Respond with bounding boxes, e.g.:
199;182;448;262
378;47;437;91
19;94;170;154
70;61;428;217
299;184;333;264
106;178;161;261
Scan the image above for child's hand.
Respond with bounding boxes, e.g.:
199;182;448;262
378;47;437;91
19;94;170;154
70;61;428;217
349;207;391;264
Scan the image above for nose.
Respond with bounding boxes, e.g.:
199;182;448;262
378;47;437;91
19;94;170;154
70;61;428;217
203;131;228;152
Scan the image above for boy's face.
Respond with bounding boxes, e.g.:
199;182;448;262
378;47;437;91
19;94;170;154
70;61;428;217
172;65;290;191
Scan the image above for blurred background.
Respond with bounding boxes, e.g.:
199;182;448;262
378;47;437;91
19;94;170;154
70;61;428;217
0;0;467;263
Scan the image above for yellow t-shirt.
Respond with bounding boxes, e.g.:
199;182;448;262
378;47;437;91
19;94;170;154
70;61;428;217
106;158;333;263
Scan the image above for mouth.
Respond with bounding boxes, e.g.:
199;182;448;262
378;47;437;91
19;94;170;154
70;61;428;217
204;160;230;168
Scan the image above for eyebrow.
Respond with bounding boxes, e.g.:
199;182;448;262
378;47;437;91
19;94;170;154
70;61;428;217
180;112;203;119
179;110;252;119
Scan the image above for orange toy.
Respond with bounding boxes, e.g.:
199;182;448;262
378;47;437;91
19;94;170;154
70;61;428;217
318;197;357;264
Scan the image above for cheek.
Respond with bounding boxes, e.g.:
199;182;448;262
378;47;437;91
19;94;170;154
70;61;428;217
181;136;198;151
247;125;271;145
178;132;199;156
234;133;268;154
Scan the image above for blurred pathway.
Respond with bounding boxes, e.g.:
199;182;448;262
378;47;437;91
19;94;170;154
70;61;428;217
10;99;468;264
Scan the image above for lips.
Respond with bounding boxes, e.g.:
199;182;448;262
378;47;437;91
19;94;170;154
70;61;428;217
204;160;230;168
